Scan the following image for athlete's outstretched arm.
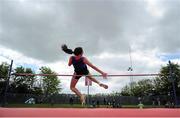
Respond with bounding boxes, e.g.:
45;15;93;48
83;57;107;78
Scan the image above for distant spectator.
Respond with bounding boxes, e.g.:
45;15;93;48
152;98;155;106
157;97;161;106
112;99;116;108
103;98;107;105
92;99;96;108
138;103;144;109
50;97;54;106
96;100;100;107
69;97;74;106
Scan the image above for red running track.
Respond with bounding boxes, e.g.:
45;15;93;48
0;108;180;117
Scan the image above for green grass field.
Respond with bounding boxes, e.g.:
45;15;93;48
4;104;165;108
6;104;84;108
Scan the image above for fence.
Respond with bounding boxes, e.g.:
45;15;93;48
1;93;178;107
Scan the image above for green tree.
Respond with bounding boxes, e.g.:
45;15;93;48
154;62;180;96
0;62;9;79
121;85;131;96
121;79;154;97
40;66;61;97
0;62;9;94
12;66;36;93
120;62;180;97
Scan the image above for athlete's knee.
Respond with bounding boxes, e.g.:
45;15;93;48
70;86;76;91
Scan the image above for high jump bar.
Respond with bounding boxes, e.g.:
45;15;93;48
13;73;160;77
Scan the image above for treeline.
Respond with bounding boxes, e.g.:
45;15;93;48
0;61;180;99
0;62;61;96
120;62;180;98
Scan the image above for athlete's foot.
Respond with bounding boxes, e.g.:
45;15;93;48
99;83;108;89
80;94;86;106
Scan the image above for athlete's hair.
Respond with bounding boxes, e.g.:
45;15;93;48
61;44;83;56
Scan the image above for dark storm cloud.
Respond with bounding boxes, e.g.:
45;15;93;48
63;0;154;54
140;0;180;53
156;0;180;52
0;0;179;62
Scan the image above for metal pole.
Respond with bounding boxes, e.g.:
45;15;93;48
87;83;90;107
2;60;13;107
128;45;134;95
169;60;178;106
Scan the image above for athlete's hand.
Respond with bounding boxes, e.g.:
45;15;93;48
102;72;107;79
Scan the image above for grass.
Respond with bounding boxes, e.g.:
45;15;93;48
5;104;84;108
4;104;165;108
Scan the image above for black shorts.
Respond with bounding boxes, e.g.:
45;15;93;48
74;69;89;80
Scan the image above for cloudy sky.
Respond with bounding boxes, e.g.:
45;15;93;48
0;0;180;94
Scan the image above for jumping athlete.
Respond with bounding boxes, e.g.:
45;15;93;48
61;44;108;105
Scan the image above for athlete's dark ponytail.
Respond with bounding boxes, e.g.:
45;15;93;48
61;44;83;56
61;44;74;54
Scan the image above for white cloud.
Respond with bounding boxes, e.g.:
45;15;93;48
146;0;165;17
0;45;44;70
